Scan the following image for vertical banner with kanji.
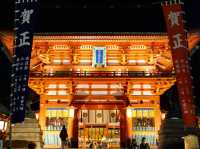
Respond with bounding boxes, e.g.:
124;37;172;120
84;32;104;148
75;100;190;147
11;0;39;123
162;1;196;128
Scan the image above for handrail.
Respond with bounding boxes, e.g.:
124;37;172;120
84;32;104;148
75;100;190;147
29;71;175;78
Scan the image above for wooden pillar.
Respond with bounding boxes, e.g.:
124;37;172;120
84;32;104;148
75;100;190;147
105;123;109;138
120;108;128;148
83;124;86;147
71;108;79;148
127;115;132;139
155;96;161;132
67;117;74;139
39;95;46;131
155;109;161;132
39;95;46;143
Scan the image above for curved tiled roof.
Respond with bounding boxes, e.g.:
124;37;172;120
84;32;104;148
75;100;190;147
35;32;167;36
33;32;169;41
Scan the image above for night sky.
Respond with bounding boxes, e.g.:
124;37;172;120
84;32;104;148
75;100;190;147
0;0;199;32
0;42;11;113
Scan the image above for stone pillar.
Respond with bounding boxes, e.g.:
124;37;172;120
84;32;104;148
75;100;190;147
184;128;200;149
71;108;79;148
120;108;128;148
184;134;199;149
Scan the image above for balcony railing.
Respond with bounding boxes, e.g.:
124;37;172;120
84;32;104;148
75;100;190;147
30;71;175;78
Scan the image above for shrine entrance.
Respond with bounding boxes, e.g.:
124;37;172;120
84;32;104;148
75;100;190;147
78;109;120;148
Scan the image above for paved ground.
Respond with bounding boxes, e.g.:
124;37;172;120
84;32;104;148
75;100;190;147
43;145;158;149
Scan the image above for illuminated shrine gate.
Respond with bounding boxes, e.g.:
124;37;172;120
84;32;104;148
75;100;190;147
26;33;178;148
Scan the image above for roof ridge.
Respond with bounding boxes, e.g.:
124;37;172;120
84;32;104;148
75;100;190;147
34;32;167;36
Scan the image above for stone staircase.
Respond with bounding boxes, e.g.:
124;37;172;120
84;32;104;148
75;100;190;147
5;118;43;149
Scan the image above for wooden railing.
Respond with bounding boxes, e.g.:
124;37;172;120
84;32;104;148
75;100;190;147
30;71;175;78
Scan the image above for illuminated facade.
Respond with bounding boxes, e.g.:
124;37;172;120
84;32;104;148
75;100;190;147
1;32;199;148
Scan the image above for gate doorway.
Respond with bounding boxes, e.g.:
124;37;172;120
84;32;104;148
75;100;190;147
78;109;120;148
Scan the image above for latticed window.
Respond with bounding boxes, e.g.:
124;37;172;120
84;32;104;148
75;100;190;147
47;90;57;95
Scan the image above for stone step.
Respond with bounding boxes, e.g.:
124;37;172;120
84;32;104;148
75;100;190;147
6;118;43;149
12;134;41;142
3;140;42;149
4;148;27;149
12;127;41;133
23;118;38;123
4;147;42;149
12;132;41;139
13;123;39;128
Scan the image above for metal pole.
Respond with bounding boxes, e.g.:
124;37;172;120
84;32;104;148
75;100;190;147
8;119;12;149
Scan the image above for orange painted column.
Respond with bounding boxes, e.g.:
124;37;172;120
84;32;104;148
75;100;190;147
71;108;79;148
39;94;46;131
39;94;46;142
67;117;74;139
127;115;133;139
104;124;109;138
120;108;128;148
154;97;161;132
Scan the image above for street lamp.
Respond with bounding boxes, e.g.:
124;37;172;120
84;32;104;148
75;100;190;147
161;111;167;121
0;120;7;132
35;112;39;120
0;113;9;133
0;115;9;148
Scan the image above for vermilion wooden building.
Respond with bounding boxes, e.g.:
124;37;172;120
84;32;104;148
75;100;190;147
1;32;200;148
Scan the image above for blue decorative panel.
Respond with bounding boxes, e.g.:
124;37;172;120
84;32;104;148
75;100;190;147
96;50;103;63
92;47;106;67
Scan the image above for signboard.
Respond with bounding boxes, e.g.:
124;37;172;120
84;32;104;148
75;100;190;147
10;0;39;123
92;47;106;67
162;1;196;127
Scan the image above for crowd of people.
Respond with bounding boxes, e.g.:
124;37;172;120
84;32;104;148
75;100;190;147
27;125;151;149
86;137;150;149
59;125;151;149
88;141;108;149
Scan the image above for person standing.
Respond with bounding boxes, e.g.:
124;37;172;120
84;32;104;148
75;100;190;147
139;137;150;149
28;142;36;149
102;141;107;149
89;141;93;149
132;138;139;149
59;125;68;149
